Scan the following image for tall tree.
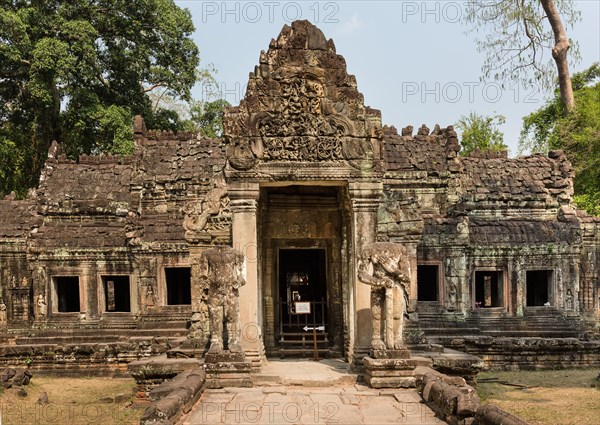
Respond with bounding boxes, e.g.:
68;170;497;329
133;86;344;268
520;63;600;215
456;112;508;156
464;0;580;112
0;0;199;196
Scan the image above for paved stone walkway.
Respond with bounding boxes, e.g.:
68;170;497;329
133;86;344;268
184;384;443;424
183;359;444;424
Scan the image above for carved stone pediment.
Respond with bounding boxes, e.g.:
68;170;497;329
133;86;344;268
223;20;383;176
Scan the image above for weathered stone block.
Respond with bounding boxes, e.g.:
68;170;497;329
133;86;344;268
457;390;480;417
366;376;416;389
205;351;246;364
370;349;411;359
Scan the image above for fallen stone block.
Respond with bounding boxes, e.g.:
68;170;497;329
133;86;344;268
475;404;531;425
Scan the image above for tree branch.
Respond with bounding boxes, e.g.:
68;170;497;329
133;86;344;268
144;83;167;93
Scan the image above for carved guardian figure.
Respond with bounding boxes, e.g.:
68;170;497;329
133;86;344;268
199;246;246;354
358;242;411;350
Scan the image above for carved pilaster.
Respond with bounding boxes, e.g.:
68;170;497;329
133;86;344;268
348;181;383;364
227;182;265;370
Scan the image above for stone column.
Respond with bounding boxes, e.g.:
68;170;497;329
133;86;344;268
228;182;265;370
349;181;383;364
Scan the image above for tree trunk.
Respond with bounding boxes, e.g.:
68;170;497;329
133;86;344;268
540;0;575;113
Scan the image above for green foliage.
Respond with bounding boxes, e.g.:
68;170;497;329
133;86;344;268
455;112;508;156
520;63;600;216
0;0;199;197
0;136;26;197
190;99;231;138
463;0;581;91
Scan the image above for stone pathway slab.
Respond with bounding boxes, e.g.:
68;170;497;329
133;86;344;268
184;386;445;424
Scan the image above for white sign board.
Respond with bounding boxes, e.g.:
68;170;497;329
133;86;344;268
294;302;311;314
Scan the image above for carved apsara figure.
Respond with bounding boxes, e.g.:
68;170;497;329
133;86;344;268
198;246;246;354
36;294;47;319
0;299;6;326
358;242;411;350
446;282;458;310
565;288;574;311
145;283;156;309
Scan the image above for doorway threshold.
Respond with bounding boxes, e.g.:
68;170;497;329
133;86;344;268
253;358;358;387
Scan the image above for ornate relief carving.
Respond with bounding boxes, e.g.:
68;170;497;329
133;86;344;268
198;246;246;354
0;300;6;327
358;242;411;350
227;140;256;171
263;137;343;162
378;191;423;237
223;20;381;173
36;293;47;319
183;173;230;242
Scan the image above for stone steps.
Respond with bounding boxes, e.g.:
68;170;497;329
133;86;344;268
483;329;580;338
409;309;583;342
420;327;481;336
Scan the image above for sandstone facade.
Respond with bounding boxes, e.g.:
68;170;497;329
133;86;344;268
0;21;599;371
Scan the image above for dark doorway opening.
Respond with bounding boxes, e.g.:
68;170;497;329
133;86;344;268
277;248;329;357
475;271;503;308
417;265;439;301
102;276;131;312
526;270;552;306
278;249;327;324
55;277;80;312
165;267;191;305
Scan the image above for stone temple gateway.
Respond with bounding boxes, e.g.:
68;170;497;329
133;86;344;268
0;21;599;374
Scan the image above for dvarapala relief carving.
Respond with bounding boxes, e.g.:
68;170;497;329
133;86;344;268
358;242;411;351
198;246;246;354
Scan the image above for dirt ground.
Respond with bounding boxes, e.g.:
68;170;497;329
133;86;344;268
477;369;600;425
1;369;598;425
0;375;144;425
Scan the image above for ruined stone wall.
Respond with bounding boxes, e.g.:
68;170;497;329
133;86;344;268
457;150;574;216
0;131;230;327
0;197;39;325
380;130;593;319
578;214;600;317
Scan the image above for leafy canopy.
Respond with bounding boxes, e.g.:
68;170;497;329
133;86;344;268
520;63;600;215
0;0;199;196
455;112;508;157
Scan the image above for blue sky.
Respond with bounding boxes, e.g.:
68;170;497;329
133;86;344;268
177;0;600;155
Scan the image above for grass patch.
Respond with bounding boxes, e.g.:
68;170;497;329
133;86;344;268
0;375;143;425
477;369;600;425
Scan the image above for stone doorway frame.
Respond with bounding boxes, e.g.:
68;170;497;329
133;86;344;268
227;179;383;367
257;183;348;358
